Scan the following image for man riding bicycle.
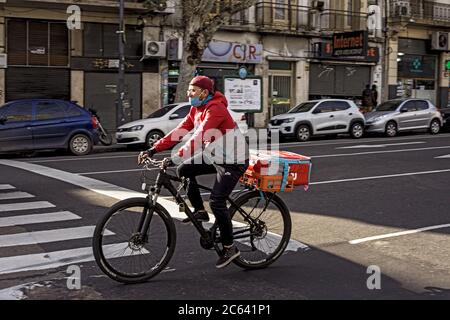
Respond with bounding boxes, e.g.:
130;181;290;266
139;75;249;268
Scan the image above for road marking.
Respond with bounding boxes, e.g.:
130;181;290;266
0;185;15;190
0;159;309;252
311;145;450;158
0;242;147;275
336;142;425;149
435;154;450;159
0;201;55;213
78;168;148;175
311;168;450;185
349;223;450;245
0;211;81;228
0;226;113;248
0;192;35;201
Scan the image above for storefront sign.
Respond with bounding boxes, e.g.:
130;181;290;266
318;42;379;62
29;47;46;55
398;54;436;79
224;77;262;112
203;41;263;64
332;31;368;57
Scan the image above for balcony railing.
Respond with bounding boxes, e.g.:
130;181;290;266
255;1;368;33
390;0;450;25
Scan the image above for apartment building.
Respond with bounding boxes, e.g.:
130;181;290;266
386;0;450;108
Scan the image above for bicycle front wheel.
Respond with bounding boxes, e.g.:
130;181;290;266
93;197;176;284
213;191;292;270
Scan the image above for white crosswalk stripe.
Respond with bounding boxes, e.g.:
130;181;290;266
0;243;148;275
0;201;55;212
0;226;113;248
0;185;15;190
0;211;81;227
0;192;35;201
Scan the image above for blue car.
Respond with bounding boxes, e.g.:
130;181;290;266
0;99;99;156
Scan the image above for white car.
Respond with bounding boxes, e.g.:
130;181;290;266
268;99;365;142
116;102;249;148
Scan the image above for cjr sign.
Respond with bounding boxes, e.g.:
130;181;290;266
332;31;368;57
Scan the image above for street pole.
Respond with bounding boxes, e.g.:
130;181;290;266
117;0;125;126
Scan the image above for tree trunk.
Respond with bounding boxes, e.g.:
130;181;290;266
174;39;197;103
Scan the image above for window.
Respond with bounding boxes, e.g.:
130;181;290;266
274;0;287;20
402;101;417;112
65;103;84;117
173;105;191;119
332;101;351;111
315;102;336;113
7;19;68;67
415;100;429;111
36;101;66;120
3;102;33;122
84;23;142;58
146;104;178;119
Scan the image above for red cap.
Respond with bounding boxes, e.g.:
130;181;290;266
189;76;214;93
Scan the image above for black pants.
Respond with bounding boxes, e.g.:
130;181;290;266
177;158;248;246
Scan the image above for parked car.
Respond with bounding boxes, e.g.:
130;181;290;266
364;99;443;137
267;99;365;142
116;102;249;148
0;99;99;156
440;105;450;132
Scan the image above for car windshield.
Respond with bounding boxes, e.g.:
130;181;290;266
288;102;317;113
374;101;402;112
146;104;178;118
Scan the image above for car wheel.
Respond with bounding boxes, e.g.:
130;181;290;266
69;134;92;156
295;125;311;142
350;122;364;139
146;130;164;148
429;119;440;135
385;121;398;137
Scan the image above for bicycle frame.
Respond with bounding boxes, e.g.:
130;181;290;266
139;163;266;245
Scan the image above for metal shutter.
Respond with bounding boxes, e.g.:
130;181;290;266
6;67;70;101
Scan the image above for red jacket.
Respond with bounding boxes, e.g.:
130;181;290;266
153;91;237;158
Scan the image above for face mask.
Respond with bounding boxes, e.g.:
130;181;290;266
189;96;203;107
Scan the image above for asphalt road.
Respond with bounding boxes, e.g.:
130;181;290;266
1;131;450;300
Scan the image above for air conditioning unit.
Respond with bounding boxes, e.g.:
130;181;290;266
144;41;167;58
0;53;7;68
394;1;411;17
431;31;450;51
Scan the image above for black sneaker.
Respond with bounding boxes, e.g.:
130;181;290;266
182;210;209;224
216;245;240;269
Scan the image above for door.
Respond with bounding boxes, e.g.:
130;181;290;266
32;100;71;149
413;100;432;128
269;75;292;117
397;101;418;130
0;101;33;152
310;101;339;133
332;101;353;131
85;72;142;131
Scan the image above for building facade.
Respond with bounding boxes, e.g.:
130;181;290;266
0;0;390;130
386;0;450;108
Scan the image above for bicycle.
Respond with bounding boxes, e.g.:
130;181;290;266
92;157;292;284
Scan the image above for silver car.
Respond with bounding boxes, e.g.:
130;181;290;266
364;99;443;137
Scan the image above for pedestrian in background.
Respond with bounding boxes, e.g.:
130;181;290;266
371;84;378;108
361;84;374;113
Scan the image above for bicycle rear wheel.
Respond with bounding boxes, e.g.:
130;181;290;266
212;190;292;269
92;197;176;284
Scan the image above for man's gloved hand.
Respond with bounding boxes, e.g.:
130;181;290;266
138;147;156;165
162;157;174;167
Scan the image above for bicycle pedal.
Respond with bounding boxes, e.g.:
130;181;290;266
178;203;185;212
